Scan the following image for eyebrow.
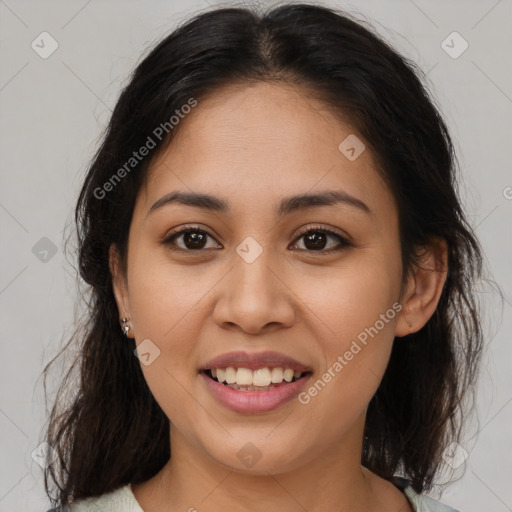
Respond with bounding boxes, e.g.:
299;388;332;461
148;189;371;217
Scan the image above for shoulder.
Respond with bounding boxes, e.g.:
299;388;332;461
45;484;143;512
392;476;462;512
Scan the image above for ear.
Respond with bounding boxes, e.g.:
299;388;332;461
395;237;448;337
109;244;133;337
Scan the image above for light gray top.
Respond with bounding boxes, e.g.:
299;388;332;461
47;477;461;511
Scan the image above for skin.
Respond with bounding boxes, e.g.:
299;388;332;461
110;81;447;512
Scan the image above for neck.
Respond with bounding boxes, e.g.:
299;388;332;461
132;413;411;512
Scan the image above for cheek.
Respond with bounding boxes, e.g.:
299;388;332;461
295;252;401;412
297;306;398;450
296;249;402;345
125;257;211;426
127;243;214;340
126;248;214;393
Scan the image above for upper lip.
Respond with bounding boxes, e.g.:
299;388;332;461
200;351;312;372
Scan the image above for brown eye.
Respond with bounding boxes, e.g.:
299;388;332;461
291;227;352;254
162;227;222;251
303;231;328;250
180;230;208;250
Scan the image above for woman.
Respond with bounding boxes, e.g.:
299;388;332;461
42;3;484;511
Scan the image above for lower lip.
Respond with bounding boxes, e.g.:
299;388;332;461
200;371;312;413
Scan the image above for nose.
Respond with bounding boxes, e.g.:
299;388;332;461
212;251;296;335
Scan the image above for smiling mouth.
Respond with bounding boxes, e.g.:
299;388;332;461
201;368;312;391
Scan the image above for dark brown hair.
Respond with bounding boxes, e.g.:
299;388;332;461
41;3;484;507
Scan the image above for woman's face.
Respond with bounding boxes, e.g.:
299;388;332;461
113;82;408;474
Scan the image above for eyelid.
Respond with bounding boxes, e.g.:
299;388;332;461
160;224;222;249
290;224;353;252
293;224;351;242
161;223;353;253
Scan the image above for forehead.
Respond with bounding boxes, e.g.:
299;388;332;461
140;81;395;218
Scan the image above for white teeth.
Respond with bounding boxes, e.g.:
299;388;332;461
208;366;304;386
235;367;253;385
225;367;237;384
283;368;294;382
271;367;284;383
253;368;272;387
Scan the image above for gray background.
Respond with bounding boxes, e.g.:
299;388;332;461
0;0;511;510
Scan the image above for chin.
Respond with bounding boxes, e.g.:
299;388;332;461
203;437;310;476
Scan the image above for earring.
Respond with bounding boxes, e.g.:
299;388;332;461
120;317;131;337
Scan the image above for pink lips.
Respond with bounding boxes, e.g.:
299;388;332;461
200;371;312;413
199;350;313;413
200;350;312;372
